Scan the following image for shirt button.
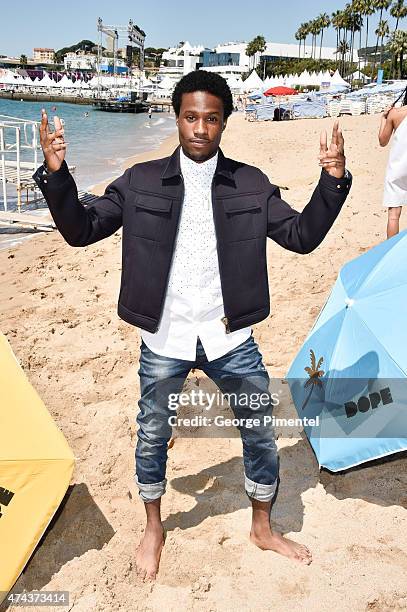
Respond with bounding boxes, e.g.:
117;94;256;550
44;179;47;183
337;184;341;189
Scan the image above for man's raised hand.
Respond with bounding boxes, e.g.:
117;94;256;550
318;120;346;179
39;109;67;173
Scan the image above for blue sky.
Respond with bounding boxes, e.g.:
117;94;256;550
1;0;390;57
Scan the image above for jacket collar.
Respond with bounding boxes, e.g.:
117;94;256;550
160;144;235;183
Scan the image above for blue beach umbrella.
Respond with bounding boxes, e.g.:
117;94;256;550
287;231;407;471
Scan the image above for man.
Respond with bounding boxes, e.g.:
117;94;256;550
34;71;351;580
379;86;407;239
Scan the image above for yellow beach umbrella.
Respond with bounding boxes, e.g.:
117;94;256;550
0;332;74;601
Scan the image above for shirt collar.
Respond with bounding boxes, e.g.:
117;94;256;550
161;145;235;184
180;147;218;178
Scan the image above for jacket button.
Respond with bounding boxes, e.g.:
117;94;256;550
337;184;341;189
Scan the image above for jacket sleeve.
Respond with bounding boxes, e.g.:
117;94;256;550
266;169;352;254
32;160;130;247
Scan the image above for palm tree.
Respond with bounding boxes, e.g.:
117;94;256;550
245;40;256;71
360;0;376;74
390;0;407;31
352;0;366;79
373;0;391;72
295;23;308;59
331;10;343;51
318;13;331;60
246;35;266;73
347;6;363;81
301;350;325;411
375;19;391;68
19;54;27;68
337;39;351;75
388;27;407;76
295;28;302;59
302;21;311;57
390;0;407;74
308;19;318;59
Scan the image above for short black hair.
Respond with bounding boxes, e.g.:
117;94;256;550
172;70;233;120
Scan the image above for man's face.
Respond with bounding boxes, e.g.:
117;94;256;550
176;91;227;162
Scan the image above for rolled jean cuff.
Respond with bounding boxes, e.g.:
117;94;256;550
135;475;167;502
245;475;278;502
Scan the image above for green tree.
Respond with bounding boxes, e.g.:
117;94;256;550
246;35;266;71
309;19;321;59
352;0;366;77
373;0;391;71
376;19;391;67
388;27;407;76
331;10;343;51
19;54;27;68
347;4;363;81
390;0;407;31
390;1;407;74
318;13;331;60
359;0;376;73
337;39;351;75
295;26;304;58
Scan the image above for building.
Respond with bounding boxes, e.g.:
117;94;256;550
33;48;55;62
159;42;205;81
63;51;128;73
201;50;240;68
215;41;359;66
156;39;360;87
63;52;97;71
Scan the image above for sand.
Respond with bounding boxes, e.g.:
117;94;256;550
1;113;407;612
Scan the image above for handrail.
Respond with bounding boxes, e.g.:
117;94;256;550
0;115;41;212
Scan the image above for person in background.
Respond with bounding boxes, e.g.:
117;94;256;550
379;87;407;239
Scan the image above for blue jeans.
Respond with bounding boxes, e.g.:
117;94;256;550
135;334;279;503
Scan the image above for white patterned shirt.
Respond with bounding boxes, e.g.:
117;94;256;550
141;147;251;361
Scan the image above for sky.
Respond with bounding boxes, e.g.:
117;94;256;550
0;0;390;57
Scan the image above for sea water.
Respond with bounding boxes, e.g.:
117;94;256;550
0;98;176;249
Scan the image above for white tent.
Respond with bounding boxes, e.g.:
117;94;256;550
242;70;263;92
331;69;350;87
88;76;99;88
36;74;52;87
0;70;18;85
12;74;27;86
58;75;75;88
157;76;174;90
297;70;311;86
351;70;370;82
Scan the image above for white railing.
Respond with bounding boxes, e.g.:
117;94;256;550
0;115;40;212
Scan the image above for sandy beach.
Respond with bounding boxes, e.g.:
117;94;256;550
1;112;407;611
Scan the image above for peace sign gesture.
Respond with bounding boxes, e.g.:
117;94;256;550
39;109;67;173
318;120;346;179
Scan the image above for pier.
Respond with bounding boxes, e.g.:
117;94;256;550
0;91;92;105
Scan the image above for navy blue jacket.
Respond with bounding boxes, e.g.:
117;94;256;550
33;146;351;334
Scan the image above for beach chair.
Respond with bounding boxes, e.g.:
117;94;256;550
339;100;352;116
350;101;366;116
327;101;341;117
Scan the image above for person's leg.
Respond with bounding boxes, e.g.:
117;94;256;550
135;340;193;579
202;334;312;564
387;206;402;239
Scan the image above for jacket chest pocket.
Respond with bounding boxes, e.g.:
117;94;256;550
129;192;173;241
221;196;263;242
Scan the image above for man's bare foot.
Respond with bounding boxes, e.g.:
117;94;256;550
135;524;165;580
250;525;312;565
